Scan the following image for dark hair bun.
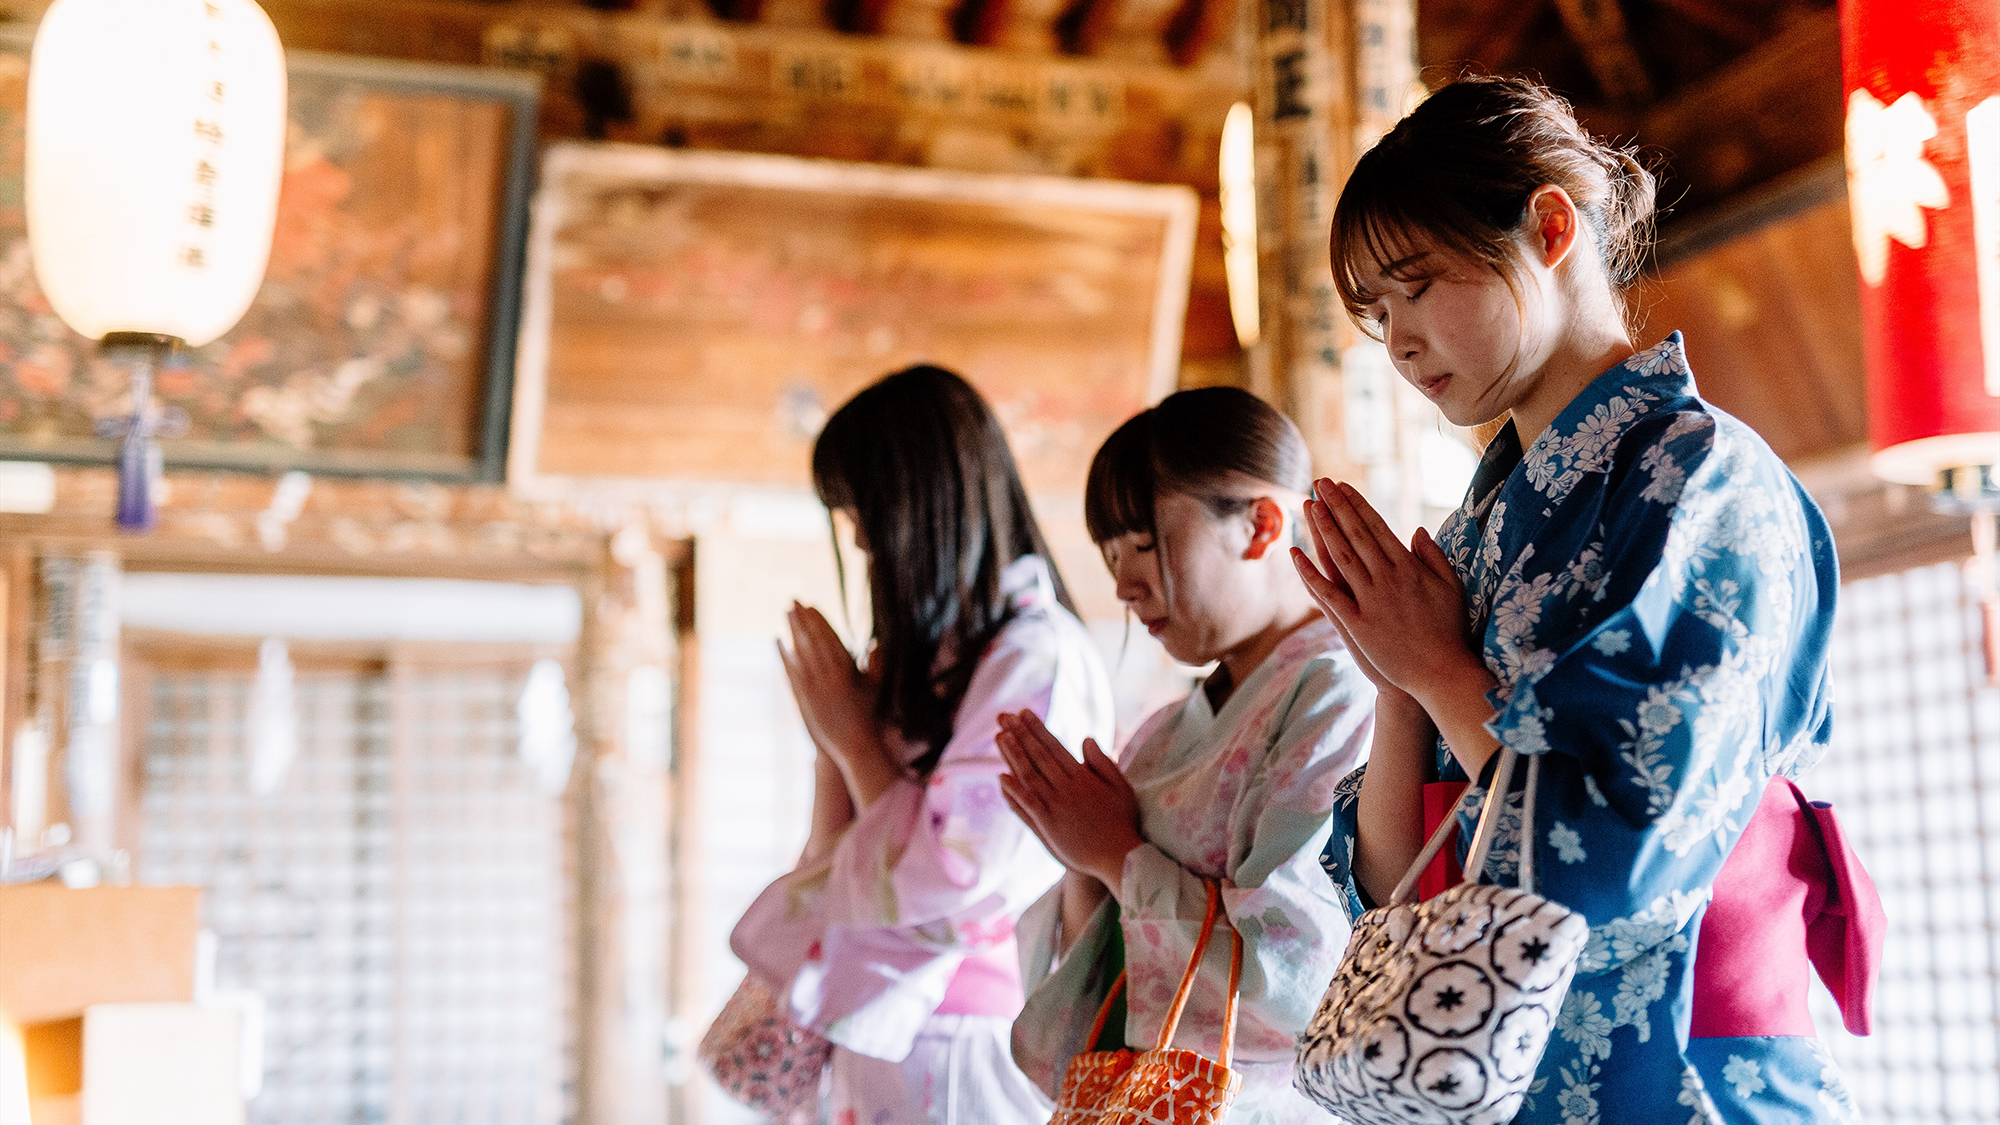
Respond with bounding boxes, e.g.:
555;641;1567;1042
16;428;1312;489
1331;74;1658;319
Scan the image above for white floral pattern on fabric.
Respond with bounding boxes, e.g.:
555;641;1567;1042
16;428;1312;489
1019;618;1372;1124
1320;334;1845;1122
1558;990;1613;1062
1720;1055;1765;1099
1549;821;1586;864
1677;1066;1722;1125
1809;1040;1863;1125
1556;1059;1602;1125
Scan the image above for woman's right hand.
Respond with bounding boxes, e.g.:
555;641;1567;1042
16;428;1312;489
800;748;854;865
1056;869;1110;953
780;603;900;807
1290;491;1423;706
995;710;1145;889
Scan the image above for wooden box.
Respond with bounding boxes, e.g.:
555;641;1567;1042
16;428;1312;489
0;887;201;1024
20;1004;243;1125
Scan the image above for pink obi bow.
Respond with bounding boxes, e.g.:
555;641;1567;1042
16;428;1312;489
1419;773;1886;1038
1690;776;1887;1038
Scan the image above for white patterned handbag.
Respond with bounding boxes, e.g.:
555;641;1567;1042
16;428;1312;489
1295;747;1588;1125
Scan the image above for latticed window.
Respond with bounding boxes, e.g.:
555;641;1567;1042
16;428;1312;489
132;646;578;1125
1808;560;2000;1123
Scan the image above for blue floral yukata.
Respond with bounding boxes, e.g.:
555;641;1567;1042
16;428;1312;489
1319;335;1861;1123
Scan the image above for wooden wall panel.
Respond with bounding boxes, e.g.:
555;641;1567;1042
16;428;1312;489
1639;185;1865;464
513;147;1197;496
1639;166;1970;578
16;0;1247;390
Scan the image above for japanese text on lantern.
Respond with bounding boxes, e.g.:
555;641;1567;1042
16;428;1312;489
1842;0;2000;484
181;0;229;273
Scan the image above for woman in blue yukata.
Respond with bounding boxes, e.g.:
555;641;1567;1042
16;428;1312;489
1296;76;1856;1123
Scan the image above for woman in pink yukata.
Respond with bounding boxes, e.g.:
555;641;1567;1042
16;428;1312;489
998;388;1376;1123
730;365;1116;1125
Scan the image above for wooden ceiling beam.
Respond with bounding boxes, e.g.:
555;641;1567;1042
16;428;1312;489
1651;0;1767;46
1549;0;1653;106
1629;6;1842;212
866;0;960;40
967;0;1068;53
1076;0;1185;64
750;0;836;30
1441;0;1550;78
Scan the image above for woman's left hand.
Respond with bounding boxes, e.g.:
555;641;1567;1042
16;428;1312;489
996;710;1144;889
1292;479;1488;707
780;603;899;804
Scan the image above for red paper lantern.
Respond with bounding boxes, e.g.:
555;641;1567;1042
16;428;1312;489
1843;0;2000;498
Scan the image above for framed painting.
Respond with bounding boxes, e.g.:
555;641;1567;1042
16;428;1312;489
508;144;1199;498
0;36;538;482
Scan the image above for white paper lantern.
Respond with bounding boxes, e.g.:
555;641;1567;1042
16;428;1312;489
1218;101;1260;350
25;0;285;348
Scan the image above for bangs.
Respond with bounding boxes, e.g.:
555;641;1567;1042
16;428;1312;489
1084;414;1157;544
1330;141;1527;336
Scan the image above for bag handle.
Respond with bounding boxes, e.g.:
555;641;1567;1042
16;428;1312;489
1152;879;1244;1066
1389;747;1540;907
1077;879;1244;1066
1083;970;1127;1052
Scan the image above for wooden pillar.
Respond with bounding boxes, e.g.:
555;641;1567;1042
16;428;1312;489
1350;0;1431;532
0;548;18;846
577;526;675;1125
1251;0;1416;507
75;553;123;857
665;541;703;1125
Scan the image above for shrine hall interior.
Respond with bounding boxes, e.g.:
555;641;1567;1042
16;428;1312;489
0;0;1991;1124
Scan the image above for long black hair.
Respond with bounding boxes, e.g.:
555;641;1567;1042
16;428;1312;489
812;365;1073;776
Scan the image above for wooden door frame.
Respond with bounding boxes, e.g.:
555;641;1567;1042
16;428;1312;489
0;508;694;1125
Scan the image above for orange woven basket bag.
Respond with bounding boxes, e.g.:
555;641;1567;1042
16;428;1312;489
1051;879;1245;1125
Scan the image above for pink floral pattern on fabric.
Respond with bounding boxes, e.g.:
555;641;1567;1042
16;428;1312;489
1015;618;1375;1124
733;556;1117;1063
699;975;833;1124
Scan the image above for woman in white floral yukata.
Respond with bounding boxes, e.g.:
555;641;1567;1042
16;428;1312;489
1297;76;1854;1122
997;387;1376;1123
732;365;1116;1125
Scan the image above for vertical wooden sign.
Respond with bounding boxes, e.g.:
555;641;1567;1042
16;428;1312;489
1252;0;1345;469
1251;0;1415;497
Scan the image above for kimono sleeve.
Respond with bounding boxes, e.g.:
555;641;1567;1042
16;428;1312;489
1010;701;1180;1098
1316;765;1372;921
1477;412;1835;986
1118;654;1374;1063
821;617;1067;933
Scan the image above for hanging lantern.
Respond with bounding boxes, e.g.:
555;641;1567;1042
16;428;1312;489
1843;0;2000;677
24;0;286;529
1843;0;2000;496
1218;101;1260;350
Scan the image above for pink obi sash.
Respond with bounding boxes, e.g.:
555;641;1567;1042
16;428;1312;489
936;940;1025;1016
1691;776;1885;1038
1419;774;1885;1038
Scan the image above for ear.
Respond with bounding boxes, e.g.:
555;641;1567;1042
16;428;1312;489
1526;185;1581;271
1243;497;1286;561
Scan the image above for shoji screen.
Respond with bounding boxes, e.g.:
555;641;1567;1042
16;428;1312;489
134;651;577;1125
1809;560;2000;1123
